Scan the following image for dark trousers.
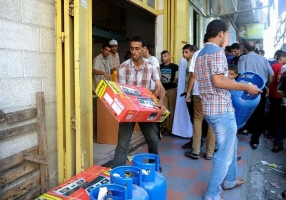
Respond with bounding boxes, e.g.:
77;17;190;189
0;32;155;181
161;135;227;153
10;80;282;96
269;97;282;135
273;106;286;147
113;122;159;168
249;89;267;145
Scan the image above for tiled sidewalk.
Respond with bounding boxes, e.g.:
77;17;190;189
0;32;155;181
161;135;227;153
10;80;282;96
134;133;252;200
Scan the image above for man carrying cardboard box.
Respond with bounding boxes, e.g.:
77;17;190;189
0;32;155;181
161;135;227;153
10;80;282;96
112;36;166;169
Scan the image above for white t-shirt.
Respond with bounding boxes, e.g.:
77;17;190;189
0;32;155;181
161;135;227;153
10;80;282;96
188;50;201;95
148;56;160;90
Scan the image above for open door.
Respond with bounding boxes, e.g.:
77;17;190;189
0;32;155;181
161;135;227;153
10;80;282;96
56;0;92;183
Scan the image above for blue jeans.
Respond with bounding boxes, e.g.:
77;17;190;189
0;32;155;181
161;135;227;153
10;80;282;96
112;122;159;168
204;111;238;200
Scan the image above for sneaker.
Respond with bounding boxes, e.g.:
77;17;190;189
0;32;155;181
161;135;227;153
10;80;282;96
184;150;199;159
204;154;213;160
182;140;192;149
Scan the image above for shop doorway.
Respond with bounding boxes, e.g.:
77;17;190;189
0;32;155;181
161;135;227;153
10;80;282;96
91;0;157;165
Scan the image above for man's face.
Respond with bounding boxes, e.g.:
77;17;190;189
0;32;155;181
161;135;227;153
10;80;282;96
219;31;226;47
110;45;118;53
231;49;240;57
101;46;111;57
183;49;194;61
161;53;170;64
130;41;145;61
280;56;286;65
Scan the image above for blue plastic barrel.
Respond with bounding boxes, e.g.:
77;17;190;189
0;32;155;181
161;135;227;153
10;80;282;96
90;183;127;200
110;166;149;200
132;154;166;200
231;71;265;129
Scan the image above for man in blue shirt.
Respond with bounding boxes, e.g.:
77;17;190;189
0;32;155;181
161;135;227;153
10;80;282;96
238;44;274;150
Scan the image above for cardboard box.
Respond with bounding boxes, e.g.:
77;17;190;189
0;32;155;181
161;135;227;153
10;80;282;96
95;80;170;122
44;166;110;200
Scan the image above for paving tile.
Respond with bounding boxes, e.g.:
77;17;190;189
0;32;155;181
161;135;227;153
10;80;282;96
167;166;199;180
189;181;208;196
222;185;241;199
160;154;179;165
165;176;193;193
184;194;204;200
237;166;244;177
160;148;185;157
160;164;173;175
176;157;205;169
196;170;211;182
167;189;186;200
202;160;213;171
158;141;172;148
238;145;248;152
237;158;246;166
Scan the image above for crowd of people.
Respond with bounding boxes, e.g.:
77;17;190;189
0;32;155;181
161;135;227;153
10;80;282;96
92;19;286;200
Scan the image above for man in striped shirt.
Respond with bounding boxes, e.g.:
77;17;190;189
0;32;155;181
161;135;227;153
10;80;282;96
194;20;261;200
112;36;166;169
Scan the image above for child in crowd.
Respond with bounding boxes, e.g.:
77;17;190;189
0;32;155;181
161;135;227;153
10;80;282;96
160;50;178;135
228;64;241;160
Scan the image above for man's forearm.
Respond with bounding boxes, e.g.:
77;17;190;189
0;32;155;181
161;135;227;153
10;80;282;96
93;69;106;75
187;73;195;94
158;86;165;104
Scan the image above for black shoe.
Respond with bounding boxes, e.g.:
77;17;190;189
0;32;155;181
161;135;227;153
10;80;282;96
182;140;192;149
184;150;199;159
272;146;284;153
250;142;258;150
204;154;213;160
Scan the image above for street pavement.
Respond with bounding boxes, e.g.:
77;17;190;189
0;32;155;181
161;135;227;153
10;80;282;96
247;134;286;200
129;133;286;200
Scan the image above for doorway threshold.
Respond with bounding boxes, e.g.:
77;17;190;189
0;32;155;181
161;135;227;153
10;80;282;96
93;130;146;167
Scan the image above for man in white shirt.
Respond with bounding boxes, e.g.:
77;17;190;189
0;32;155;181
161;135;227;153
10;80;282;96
185;49;216;160
108;39;120;69
143;45;161;91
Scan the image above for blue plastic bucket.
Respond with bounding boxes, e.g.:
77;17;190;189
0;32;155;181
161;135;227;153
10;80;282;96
231;71;265;128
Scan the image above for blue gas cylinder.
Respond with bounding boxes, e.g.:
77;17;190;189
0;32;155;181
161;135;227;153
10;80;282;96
230;71;265;129
132;154;166;200
110;166;149;200
90;183;127;200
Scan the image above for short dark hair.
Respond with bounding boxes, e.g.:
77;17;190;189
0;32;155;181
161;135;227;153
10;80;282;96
274;50;284;58
102;43;111;49
225;46;232;53
259;50;265;55
228;64;238;74
244;44;255;52
182;44;198;52
204;20;227;42
231;43;240;50
146;45;155;55
130;36;146;47
161;50;170;55
277;51;286;60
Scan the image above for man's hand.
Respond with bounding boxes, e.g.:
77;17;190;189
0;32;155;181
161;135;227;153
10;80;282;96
246;84;262;95
110;67;117;74
103;73;112;80
265;87;269;97
173;77;178;84
155;103;167;115
186;92;192;103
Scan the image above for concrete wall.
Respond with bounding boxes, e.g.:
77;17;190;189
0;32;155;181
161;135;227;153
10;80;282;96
0;0;58;189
